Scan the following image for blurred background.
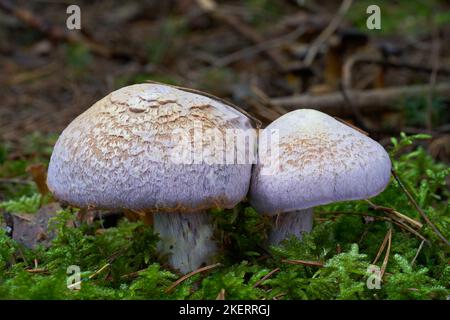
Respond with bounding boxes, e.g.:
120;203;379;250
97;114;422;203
1;0;449;164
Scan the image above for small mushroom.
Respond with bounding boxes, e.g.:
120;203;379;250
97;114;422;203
250;109;391;245
47;83;255;273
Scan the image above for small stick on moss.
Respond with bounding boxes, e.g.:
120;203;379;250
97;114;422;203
253;268;281;288
410;240;426;266
358;227;370;245
303;0;353;66
272;292;287;300
281;259;324;267
380;229;392;278
373;229;390;265
365;199;423;229
0;0;144;62
196;0;285;70
25;268;48;274
216;289;225;300
121;269;145;279
165;263;221;294
67;263;110;290
317;211;428;242
88;263;110;280
26;260;49;273
270;83;450;112
391;169;450;246
390;219;428;243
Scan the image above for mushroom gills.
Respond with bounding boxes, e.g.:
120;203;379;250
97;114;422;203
268;208;313;245
154;211;218;274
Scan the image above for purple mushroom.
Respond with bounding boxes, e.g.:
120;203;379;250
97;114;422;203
47;83;255;273
250;109;391;245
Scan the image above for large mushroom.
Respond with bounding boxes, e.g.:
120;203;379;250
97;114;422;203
250;109;391;245
47;83;256;273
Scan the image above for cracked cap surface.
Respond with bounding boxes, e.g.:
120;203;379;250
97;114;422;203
47;83;254;212
250;109;391;216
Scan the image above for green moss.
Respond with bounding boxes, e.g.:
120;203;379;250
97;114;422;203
0;194;42;213
0;133;448;299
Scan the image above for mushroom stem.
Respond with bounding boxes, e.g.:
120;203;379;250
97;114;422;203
268;208;313;245
154;211;218;274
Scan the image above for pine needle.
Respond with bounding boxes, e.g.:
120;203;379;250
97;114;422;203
165;263;221;293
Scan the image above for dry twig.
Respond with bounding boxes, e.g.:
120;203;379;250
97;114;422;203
281;259;324;267
342;54;450;91
270;82;450;112
216;289;225;300
214;26;306;68
196;0;285;70
0;0;145;62
67;263;110;290
253;268;280;288
380;229;392;278
365;200;423;229
304;0;353;66
373;228;392;279
411;240;426;266
25;268;48;274
165;263;221;293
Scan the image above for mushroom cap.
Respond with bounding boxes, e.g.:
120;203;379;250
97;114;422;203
250;109;391;216
47;83;254;212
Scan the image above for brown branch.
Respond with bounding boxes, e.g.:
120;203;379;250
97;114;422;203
196;0;285;70
270;82;450;112
0;0;75;42
0;0;145;62
304;0;353;66
25;268;48;274
214;26;305;68
165;263;221;293
342;54;450;91
373;228;392;279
